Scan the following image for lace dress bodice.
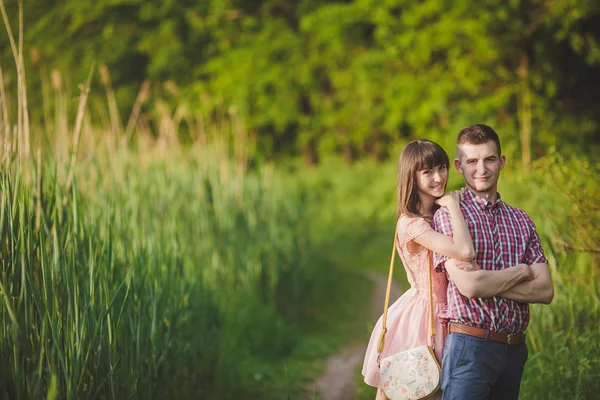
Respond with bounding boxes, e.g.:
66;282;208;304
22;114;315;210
396;217;448;304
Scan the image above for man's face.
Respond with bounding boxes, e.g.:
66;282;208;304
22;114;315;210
454;141;506;195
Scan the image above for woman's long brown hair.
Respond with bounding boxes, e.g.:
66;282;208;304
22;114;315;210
397;140;450;219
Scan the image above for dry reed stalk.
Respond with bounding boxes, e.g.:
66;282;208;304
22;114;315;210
183;113;197;143
11;124;16;161
0;65;10;160
229;107;248;197
124;80;151;141
163;80;179;96
80;109;95;162
155;99;172;151
0;0;31;163
35;147;41;231
40;66;53;135
153;99;183;152
3;133;8;167
137;112;151;136
99;64;123;137
51;69;68;177
172;103;187;137
0;66;8;119
195;93;211;145
63;64;94;206
216;125;230;188
162;102;186;150
0;1;22;159
18;3;31;163
194;113;207;147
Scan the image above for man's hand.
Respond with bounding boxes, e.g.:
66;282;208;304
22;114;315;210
449;259;481;272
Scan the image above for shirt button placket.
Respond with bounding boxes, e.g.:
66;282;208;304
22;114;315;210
491;206;502;267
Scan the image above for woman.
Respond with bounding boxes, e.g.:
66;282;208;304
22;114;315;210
361;139;529;400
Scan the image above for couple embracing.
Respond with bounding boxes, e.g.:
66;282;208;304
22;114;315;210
362;124;554;400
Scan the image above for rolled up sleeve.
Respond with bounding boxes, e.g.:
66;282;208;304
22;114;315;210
523;215;548;265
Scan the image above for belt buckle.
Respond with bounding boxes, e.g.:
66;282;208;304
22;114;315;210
506;333;518;345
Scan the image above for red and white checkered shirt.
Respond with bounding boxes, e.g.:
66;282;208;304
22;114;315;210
433;188;547;334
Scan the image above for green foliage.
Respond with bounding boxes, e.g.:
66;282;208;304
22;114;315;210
2;0;600;161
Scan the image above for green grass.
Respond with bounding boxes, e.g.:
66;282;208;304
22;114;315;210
0;139;385;400
0;145;322;399
0;39;379;397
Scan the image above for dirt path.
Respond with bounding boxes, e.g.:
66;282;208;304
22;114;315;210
312;271;401;400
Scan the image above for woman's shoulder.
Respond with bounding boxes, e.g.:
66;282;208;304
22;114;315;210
397;216;433;242
398;215;430;228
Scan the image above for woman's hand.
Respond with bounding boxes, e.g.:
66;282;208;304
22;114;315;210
435;190;461;208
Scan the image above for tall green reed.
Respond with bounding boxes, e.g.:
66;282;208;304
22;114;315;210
0;134;316;399
0;8;317;395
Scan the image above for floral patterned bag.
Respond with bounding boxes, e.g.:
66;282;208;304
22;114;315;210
376;222;441;400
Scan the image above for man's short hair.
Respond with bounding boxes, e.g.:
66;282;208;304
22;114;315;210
457;124;502;156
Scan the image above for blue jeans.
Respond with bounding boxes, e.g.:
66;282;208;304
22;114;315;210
441;332;528;400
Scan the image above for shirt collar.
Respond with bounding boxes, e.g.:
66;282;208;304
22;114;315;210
463;187;502;210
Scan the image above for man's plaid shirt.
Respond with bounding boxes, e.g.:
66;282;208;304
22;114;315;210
433;188;547;334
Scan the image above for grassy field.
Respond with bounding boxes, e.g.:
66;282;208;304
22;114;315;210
0;131;386;400
1;31;598;398
0;23;387;395
2;94;598;399
1;126;598;400
0;141;292;398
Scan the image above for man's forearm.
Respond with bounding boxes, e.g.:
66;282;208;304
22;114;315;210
447;262;532;298
467;265;532;298
498;263;554;304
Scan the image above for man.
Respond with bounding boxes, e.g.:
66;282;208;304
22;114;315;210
433;124;554;400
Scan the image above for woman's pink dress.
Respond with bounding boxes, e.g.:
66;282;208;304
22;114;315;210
362;216;448;390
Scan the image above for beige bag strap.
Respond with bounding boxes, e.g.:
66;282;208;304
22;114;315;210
377;218;436;358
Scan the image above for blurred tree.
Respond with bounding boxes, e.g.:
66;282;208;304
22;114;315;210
1;0;600;162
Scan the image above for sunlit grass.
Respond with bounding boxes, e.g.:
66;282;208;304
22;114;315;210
0;14;319;395
0;137;323;399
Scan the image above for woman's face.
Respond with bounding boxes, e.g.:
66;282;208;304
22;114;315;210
416;164;448;199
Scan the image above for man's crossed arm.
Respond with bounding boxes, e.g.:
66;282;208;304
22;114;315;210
445;259;554;304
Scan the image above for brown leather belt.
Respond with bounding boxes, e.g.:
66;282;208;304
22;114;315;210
449;323;526;345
